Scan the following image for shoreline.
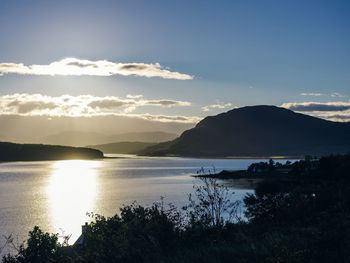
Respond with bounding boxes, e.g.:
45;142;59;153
0;155;301;163
136;154;302;160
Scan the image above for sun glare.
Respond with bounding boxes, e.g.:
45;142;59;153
47;160;101;243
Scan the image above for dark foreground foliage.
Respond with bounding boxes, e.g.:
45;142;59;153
2;154;350;263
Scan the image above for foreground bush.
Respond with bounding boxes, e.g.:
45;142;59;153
2;227;64;263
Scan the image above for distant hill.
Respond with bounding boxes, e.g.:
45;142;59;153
87;142;156;154
0;115;193;143
141;105;350;157
37;131;107;146
108;132;178;144
33;131;178;146
0;142;103;161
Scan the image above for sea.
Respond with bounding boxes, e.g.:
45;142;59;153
0;155;291;254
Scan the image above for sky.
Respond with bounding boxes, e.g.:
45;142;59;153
0;0;350;139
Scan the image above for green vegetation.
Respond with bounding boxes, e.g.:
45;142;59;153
2;154;350;262
0;142;103;161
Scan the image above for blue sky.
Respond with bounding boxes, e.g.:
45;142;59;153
0;0;349;124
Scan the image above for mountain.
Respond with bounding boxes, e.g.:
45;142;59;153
0;115;193;144
87;142;156;154
141;105;350;157
37;131;108;146
0;142;103;161
108;132;178;143
33;131;178;146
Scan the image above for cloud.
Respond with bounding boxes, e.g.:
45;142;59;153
0;58;193;80
300;92;346;98
201;102;233;112
281;101;350;122
130;114;202;123
88;99;133;109
300;93;325;96
144;100;191;107
8;100;57;114
331;92;345;98
0;93;197;123
281;101;350;112
126;94;143;99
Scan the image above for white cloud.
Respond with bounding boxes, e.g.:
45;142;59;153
126;94;143;99
331;92;345;98
281;101;350;112
300;92;347;98
0;58;193;80
201;102;233;112
0;93;198;123
281;101;350;122
300;93;325;96
129;113;202;123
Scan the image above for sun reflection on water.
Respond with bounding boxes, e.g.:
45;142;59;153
47;160;100;243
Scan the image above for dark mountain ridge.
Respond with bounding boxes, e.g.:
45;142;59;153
87;141;156;154
0;142;103;161
31;131;178;146
141;105;350;157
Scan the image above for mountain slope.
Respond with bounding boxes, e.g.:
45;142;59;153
141;105;350;157
34;131;178;146
87;142;156;154
0;142;103;161
37;131;108;146
108;132;178;144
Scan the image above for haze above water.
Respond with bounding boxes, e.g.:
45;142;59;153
0;156;284;249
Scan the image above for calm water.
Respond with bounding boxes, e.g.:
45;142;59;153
0;155;278;251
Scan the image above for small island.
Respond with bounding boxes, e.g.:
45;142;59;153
0;142;104;161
